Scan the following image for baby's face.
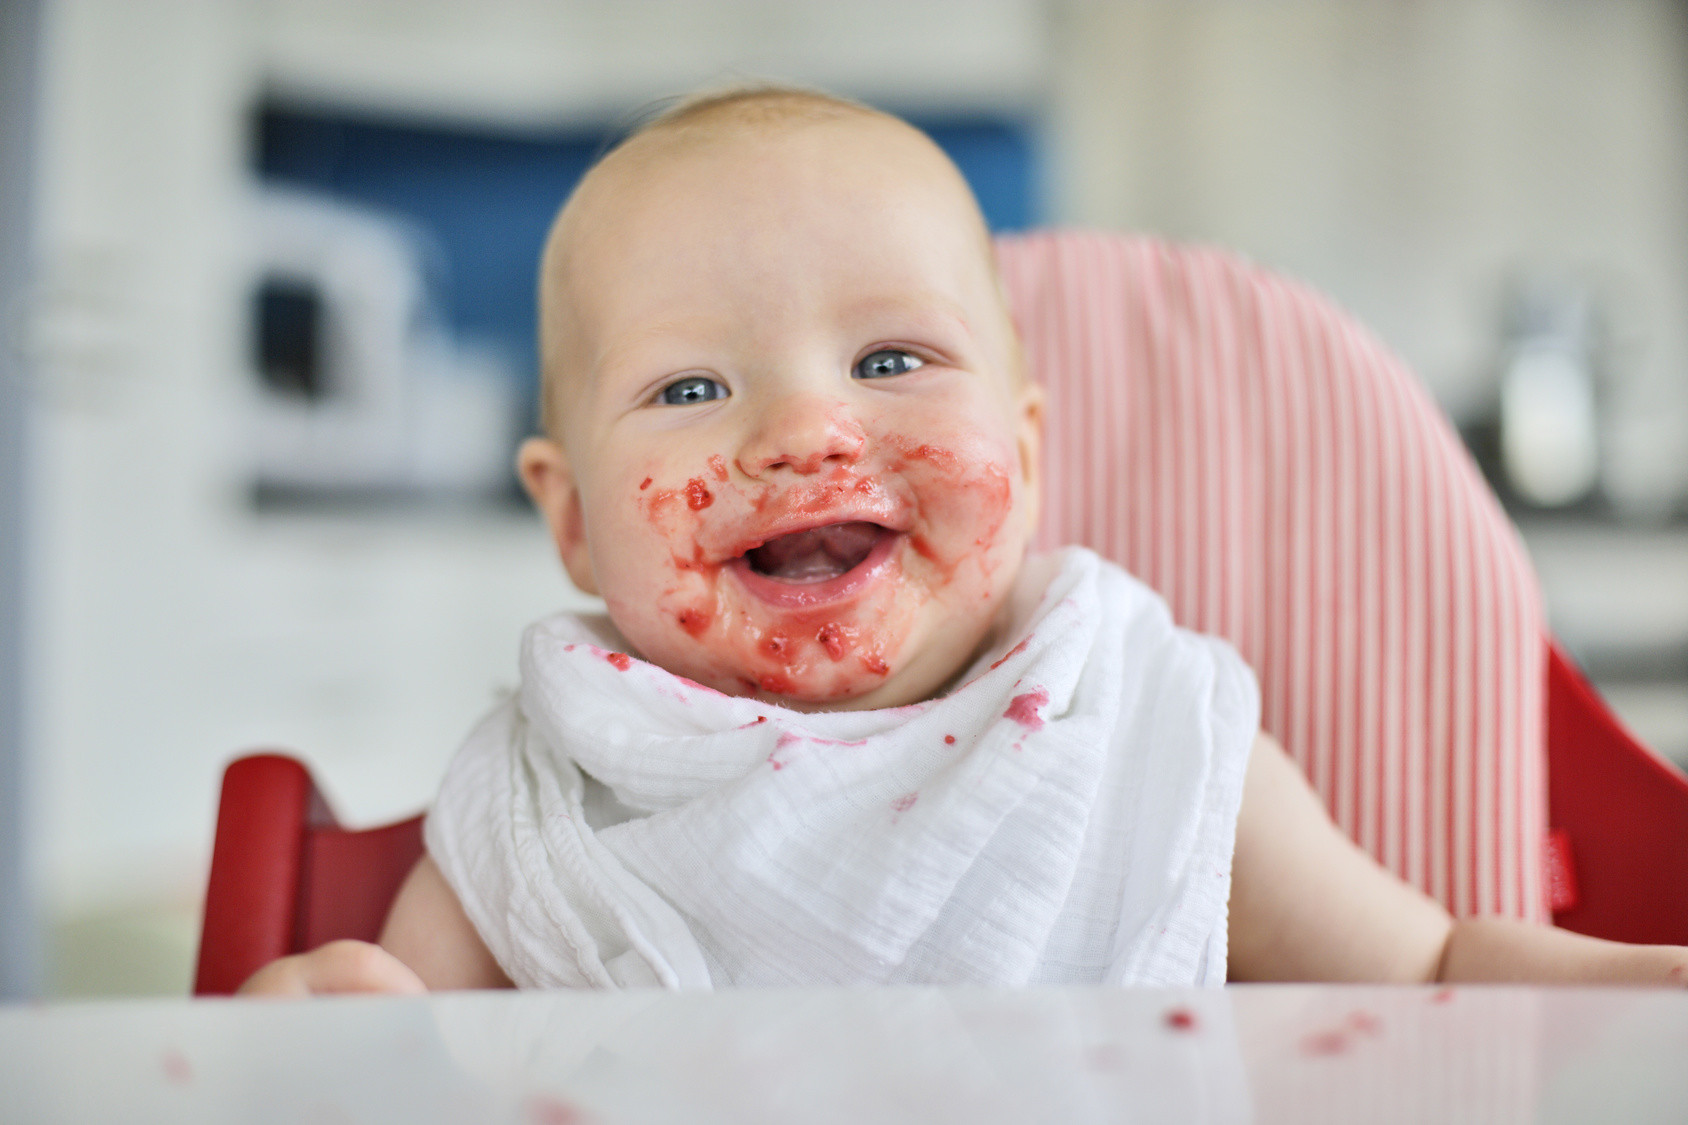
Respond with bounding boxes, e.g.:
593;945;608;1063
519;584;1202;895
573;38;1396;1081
526;113;1041;710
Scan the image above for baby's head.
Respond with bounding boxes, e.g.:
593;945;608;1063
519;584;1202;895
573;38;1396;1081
518;85;1044;711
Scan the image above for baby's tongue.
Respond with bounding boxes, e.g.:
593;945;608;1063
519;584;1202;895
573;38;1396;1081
747;521;883;583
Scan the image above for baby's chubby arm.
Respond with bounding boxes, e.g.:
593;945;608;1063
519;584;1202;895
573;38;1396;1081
1228;733;1688;985
237;855;512;995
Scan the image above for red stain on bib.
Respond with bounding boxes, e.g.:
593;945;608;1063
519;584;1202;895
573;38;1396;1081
989;636;1030;670
604;652;632;671
1005;687;1050;730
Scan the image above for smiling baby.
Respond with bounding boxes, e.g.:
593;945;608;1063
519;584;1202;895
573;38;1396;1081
242;85;1688;996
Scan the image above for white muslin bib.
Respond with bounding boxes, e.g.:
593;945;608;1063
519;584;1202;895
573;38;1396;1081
426;547;1259;990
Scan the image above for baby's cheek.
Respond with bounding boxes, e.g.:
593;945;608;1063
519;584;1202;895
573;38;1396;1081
893;435;1020;592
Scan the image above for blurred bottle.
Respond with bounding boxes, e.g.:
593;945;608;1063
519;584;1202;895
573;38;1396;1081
1497;277;1601;510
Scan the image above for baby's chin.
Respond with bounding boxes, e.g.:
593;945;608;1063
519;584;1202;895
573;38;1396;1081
629;608;999;713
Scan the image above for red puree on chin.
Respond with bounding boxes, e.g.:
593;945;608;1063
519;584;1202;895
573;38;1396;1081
632;434;1017;704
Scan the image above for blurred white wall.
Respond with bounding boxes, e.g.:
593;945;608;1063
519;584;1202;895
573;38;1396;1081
1051;0;1688;517
21;0;1688;994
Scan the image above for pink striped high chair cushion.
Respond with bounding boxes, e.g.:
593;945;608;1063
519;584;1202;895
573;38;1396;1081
997;230;1548;922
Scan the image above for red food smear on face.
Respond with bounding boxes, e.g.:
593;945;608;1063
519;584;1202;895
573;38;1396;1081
685;478;713;510
1163;1008;1199;1033
890;792;919;814
763;633;791;658
759;672;795;694
816;622;856;660
944;734;956;745
989;636;1030;670
1005;687;1050;729
161;1048;192;1084
709;455;729;481
639;477;652;490
907;443;959;472
861;652;889;676
676;606;712;636
604;652;632;671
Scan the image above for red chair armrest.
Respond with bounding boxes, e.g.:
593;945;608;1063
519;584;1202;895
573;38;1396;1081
192;754;319;996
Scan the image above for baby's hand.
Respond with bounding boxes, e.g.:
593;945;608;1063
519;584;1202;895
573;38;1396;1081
237;939;427;997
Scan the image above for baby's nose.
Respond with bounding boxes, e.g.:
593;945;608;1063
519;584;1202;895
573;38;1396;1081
739;396;868;476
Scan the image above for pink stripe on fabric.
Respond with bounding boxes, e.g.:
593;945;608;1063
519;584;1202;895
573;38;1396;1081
995;230;1548;923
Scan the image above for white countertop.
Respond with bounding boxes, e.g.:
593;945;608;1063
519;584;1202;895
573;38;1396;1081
5;984;1686;1124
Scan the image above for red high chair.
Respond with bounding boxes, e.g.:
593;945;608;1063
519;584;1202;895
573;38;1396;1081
193;230;1688;996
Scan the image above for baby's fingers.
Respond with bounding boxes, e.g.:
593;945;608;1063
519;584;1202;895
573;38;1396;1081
237;940;428;997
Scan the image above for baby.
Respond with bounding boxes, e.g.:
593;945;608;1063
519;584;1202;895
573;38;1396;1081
244;85;1688;995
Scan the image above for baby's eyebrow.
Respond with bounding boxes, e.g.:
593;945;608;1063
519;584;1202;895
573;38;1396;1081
837;292;977;343
589;316;728;377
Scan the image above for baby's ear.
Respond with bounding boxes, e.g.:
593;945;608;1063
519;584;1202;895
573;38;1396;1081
1014;380;1045;535
516;437;598;595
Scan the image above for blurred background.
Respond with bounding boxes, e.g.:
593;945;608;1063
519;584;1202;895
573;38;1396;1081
3;0;1688;999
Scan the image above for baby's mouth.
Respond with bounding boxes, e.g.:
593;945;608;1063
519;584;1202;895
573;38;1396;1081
745;521;889;583
726;520;900;610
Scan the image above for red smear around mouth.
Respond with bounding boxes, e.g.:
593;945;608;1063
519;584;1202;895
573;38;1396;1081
638;430;1018;703
989;636;1030;670
1163;1008;1199;1033
604;652;632;671
816;621;856;660
639;477;652;490
1005;687;1049;729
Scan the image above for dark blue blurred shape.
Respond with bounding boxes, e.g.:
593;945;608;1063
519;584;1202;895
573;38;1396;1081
253;102;1040;418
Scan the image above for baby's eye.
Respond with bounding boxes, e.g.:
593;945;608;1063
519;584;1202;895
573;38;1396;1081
854;349;925;380
658;375;729;406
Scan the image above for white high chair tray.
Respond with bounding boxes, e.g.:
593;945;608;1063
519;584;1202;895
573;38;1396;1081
4;983;1684;1123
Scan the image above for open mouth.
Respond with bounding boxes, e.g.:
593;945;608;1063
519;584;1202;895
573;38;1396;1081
745;521;889;583
729;521;899;609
